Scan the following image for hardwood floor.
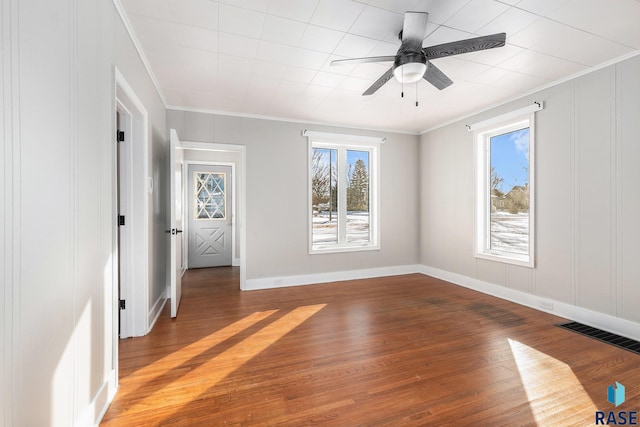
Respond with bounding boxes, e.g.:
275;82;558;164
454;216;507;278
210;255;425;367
102;268;640;426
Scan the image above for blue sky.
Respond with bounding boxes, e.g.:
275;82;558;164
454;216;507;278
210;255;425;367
315;148;369;173
490;128;529;192
347;149;369;171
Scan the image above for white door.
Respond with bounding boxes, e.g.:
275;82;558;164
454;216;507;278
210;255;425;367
116;110;128;337
188;164;232;268
168;130;184;318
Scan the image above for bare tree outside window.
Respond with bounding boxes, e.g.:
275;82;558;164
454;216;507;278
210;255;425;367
311;148;337;244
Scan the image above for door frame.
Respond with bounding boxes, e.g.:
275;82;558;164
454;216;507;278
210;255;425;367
115;68;150;338
179;141;247;289
184;161;237;269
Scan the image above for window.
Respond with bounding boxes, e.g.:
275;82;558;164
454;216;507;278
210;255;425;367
474;113;535;267
194;172;226;219
308;138;379;253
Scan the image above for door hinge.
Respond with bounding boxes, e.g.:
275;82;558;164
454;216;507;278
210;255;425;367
118;215;125;226
119;299;126;310
117;130;125;142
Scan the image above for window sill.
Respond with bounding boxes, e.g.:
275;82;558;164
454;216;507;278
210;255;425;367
475;251;534;268
310;243;380;255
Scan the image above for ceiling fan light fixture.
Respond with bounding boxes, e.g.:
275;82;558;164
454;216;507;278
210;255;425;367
393;62;427;84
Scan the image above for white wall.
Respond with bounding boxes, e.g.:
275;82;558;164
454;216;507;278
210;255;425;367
419;54;640;327
168;110;420;284
1;0;167;425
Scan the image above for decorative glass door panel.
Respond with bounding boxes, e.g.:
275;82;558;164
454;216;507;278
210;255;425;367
194;172;226;220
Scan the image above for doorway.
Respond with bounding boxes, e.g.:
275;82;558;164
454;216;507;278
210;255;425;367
177;141;246;289
115;68;151;339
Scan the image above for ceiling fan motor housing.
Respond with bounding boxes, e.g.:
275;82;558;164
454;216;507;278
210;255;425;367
394;53;427;69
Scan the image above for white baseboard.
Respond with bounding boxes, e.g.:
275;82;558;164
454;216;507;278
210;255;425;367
418;264;640;341
243;264;422;291
148;293;167;333
232;258;240;267
81;368;117;426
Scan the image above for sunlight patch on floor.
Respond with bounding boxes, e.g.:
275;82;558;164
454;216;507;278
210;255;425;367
508;338;596;424
119;310;277;393
122;304;326;418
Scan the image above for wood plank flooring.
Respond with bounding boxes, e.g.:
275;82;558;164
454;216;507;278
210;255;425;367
102;268;640;426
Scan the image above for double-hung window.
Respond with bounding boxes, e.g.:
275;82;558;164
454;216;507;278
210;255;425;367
473;110;536;267
308;134;379;254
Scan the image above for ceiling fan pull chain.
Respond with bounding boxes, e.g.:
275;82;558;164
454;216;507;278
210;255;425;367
401;70;404;97
415;82;419;107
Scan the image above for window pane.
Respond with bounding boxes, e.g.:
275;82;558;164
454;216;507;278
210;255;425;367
195;172;226;219
346;150;370;243
489;128;530;254
311;148;338;244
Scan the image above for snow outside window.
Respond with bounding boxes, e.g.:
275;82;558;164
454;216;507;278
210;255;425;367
474;113;535;267
309;139;379;254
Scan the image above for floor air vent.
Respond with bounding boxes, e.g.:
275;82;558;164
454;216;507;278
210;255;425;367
556;322;640;355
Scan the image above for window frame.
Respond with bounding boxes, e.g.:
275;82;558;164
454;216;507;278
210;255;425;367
308;137;380;254
473;112;535;268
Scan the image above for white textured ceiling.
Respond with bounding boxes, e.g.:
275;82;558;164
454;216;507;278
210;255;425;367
121;0;640;133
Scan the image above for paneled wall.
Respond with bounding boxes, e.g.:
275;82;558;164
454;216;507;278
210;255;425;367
1;0;167;425
617;58;640;322
168;111;421;283
419;54;640;325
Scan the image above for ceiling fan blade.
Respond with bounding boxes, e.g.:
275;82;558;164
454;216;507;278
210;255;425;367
363;67;394;96
330;56;396;66
401;11;429;51
423;33;506;60
423;61;453;90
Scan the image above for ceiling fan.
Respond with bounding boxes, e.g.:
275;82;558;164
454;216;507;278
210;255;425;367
331;11;506;96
